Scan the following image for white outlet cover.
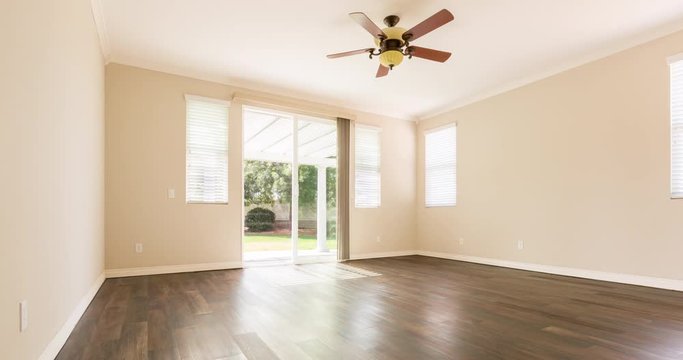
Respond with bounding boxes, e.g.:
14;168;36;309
517;240;524;250
135;243;143;253
19;300;28;332
459;238;464;245
167;188;175;199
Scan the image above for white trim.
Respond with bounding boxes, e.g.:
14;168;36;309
184;94;231;107
349;250;418;260
419;21;683;121
105;261;242;278
39;272;105;360
235;95;358;122
89;0;110;63
291;117;299;261
417;251;683;292
667;52;683;64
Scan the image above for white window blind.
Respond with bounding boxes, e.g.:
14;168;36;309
185;95;229;203
670;55;683;198
425;124;456;207
355;126;381;208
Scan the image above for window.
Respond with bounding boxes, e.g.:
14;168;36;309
185;95;229;203
355;125;381;208
670;55;683;198
425;124;456;207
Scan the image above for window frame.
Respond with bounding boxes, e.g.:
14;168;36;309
669;54;683;199
354;124;382;208
185;94;230;205
424;122;457;208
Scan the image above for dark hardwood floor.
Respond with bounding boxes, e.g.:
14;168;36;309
57;256;683;359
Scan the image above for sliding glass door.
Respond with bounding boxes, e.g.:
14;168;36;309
242;107;337;264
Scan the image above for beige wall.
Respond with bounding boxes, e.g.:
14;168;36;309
0;0;105;358
350;118;417;256
417;30;683;280
105;64;416;270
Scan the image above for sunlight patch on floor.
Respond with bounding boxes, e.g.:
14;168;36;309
246;262;380;286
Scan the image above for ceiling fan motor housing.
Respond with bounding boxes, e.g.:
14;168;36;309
383;15;400;27
374;15;407;69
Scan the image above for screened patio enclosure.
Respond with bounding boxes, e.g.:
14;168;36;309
242;107;337;262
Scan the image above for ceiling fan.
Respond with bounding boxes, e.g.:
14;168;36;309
327;9;454;78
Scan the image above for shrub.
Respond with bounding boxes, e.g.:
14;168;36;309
245;207;276;232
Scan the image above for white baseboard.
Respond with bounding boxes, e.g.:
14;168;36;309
350;250;418;260
105;261;243;278
417;250;683;292
39;272;105;360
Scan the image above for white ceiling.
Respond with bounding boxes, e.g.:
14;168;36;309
99;0;683;120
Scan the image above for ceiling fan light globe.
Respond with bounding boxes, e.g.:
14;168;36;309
379;50;404;68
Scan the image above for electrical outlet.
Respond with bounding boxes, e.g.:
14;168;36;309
135;243;143;253
376;236;381;243
167;188;175;199
517;240;524;250
459;238;464;245
19;300;28;332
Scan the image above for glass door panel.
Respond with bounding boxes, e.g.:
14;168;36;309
296;118;338;262
242;108;294;263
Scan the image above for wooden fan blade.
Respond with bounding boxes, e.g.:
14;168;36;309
376;64;389;78
349;12;386;39
408;46;451;62
403;9;454;42
327;48;374;59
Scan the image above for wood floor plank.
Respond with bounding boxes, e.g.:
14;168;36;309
56;256;683;359
117;322;148;360
185;289;212;315
295;338;334;359
233;333;280;360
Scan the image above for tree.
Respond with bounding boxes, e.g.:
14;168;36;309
327;167;337;209
243;160;291;206
297;165;317;208
243;160;337;209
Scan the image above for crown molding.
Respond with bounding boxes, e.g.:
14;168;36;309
109;61;415;122
90;0;111;63
418;20;683;121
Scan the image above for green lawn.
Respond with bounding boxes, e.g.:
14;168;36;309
244;234;336;252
